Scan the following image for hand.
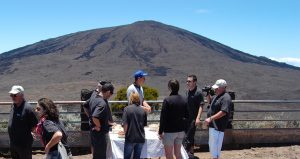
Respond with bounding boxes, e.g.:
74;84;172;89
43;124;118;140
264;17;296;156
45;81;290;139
158;133;163;140
195;118;201;126
31;132;37;140
204;117;212;126
93;126;101;131
109;122;116;127
45;145;50;154
142;105;151;113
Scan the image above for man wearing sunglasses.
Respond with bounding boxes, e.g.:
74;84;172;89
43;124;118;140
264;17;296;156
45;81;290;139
7;85;38;159
89;82;114;159
184;74;205;158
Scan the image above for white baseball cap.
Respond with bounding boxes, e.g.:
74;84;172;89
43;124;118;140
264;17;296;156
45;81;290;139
212;79;227;89
9;85;24;94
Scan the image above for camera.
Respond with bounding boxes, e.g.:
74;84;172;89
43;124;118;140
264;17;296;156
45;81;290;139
202;85;215;96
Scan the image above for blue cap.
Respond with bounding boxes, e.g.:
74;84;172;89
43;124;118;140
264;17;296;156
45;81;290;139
134;70;148;79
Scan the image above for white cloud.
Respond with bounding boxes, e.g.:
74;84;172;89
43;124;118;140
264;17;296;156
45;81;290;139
270;57;300;67
195;9;210;14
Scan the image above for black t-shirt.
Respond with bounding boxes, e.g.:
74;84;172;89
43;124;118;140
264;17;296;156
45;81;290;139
207;92;232;132
122;104;147;143
8;101;38;147
187;87;204;121
42;120;70;153
159;94;189;134
89;95;112;133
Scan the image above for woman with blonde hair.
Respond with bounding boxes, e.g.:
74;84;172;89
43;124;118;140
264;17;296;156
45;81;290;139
122;92;147;159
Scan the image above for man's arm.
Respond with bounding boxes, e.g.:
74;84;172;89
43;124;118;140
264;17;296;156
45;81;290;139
142;100;151;113
92;117;101;131
204;111;226;125
123;124;128;133
195;104;204;126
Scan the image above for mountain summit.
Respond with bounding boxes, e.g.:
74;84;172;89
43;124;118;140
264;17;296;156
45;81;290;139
0;20;299;100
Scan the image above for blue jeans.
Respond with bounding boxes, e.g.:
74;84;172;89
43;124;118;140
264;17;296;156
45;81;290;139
124;141;144;159
45;150;61;159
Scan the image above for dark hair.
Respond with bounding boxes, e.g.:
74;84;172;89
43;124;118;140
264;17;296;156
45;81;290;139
99;80;109;86
188;74;197;82
102;82;114;94
168;79;179;94
38;98;59;121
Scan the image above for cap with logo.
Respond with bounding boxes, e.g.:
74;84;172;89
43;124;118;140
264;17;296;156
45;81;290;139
134;70;148;79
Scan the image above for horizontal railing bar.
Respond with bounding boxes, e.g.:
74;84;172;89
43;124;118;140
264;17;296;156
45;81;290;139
1;100;300;105
233;110;300;112
1;119;299;124
2;109;300;116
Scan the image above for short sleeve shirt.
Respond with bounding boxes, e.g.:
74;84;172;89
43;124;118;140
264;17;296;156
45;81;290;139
207;92;232;132
122;104;147;143
42;120;69;152
187;87;204;121
127;84;144;105
90;95;111;133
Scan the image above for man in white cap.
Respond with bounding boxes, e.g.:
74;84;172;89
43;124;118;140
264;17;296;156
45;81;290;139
7;85;38;159
127;70;151;113
204;79;232;159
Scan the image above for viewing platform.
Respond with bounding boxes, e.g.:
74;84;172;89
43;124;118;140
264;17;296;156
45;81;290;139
0;100;300;148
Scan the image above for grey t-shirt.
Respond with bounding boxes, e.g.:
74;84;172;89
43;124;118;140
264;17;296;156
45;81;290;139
122;104;147;143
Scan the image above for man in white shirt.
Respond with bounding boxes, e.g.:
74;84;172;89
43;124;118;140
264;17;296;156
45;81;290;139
127;70;151;113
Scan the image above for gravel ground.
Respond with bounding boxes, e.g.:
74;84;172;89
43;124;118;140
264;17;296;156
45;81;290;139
1;145;299;159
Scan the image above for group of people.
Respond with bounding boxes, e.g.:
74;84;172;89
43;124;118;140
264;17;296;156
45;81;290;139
7;69;232;159
158;75;232;159
8;85;72;159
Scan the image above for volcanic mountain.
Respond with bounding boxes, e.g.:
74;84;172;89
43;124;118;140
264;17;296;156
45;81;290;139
0;20;299;101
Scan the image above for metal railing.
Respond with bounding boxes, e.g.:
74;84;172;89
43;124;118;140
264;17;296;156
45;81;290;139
0;100;300;147
0;100;300;124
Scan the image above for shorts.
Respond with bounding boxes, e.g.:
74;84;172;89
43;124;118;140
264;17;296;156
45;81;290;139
208;128;224;158
162;131;185;146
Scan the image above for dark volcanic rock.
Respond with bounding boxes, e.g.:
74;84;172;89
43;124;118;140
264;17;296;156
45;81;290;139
0;20;299;101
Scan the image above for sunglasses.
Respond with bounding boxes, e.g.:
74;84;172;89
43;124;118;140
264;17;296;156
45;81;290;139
10;94;18;98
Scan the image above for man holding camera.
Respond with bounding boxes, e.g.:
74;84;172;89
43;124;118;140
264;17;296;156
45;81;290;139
184;74;204;158
205;79;232;159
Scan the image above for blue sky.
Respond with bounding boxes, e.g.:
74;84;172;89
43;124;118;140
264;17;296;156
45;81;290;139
1;0;299;66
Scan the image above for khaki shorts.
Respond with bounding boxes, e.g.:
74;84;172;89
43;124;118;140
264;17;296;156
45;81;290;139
162;131;185;146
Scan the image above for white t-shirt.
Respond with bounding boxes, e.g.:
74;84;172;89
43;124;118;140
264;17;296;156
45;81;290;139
126;84;144;105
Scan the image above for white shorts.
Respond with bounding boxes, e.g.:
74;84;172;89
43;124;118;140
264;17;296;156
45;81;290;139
208;128;224;158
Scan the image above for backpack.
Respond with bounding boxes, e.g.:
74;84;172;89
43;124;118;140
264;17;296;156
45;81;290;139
227;91;235;129
81;89;93;101
80;89;93;131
